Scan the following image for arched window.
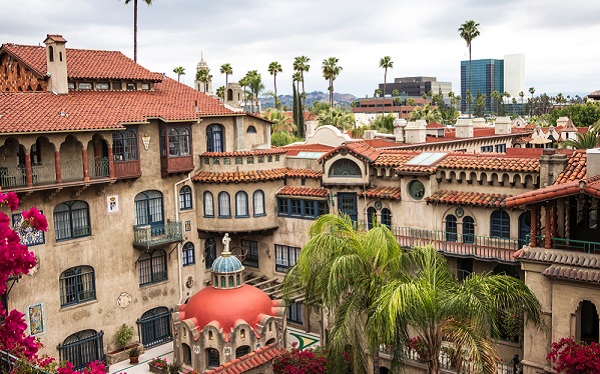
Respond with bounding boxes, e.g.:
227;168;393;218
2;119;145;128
167;127;191;156
266;338;276;345
207;348;220;367
112;130;138;161
218;192;231;217
203;191;214;217
182;344;191;365
182;242;195;266
138;250;167;285
59;266;95;307
445;214;458;242
246;126;257;134
227;89;233;101
491;210;510;239
138;307;172;347
57;330;104;370
253;190;265;216
463;216;475;244
367;207;377;229
54;201;91;241
135;191;164;233
236;191;249;217
205;238;217;269
381;208;392;227
328;159;362;177
206;124;224;152
235;345;250;358
179;186;192;211
577;300;599;344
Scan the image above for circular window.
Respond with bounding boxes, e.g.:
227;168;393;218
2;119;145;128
408;180;425;200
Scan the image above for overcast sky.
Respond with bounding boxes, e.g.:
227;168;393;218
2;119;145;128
2;0;599;98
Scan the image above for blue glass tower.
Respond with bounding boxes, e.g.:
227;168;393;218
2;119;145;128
460;59;504;115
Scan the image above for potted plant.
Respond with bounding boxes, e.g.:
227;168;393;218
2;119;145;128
115;324;134;350
129;346;141;364
148;357;168;374
105;324;144;365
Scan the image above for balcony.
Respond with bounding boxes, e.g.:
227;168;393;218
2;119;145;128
197;214;278;235
537;236;600;254
133;221;183;250
382;225;522;263
160;155;194;177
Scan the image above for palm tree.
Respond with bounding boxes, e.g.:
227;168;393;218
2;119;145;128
458;20;480;118
123;0;153;62
220;63;233;86
374;88;382;98
561;130;600;149
528;87;536;117
268;61;283;109
529;86;535;100
215;86;225;101
173;66;185;83
283;214;405;374
371;246;543;374
490;90;500;117
244;70;264;112
195;69;212;94
316;107;355;131
379;56;393;99
293;56;311;100
322;57;343;107
409;104;443;124
392;89;400;97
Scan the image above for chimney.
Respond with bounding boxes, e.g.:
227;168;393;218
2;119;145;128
305;120;318;138
393;118;407;142
587;148;600;178
494;116;512;135
44;34;68;94
540;149;568;187
472;117;486;127
404;120;427;144
556;116;569;128
363;130;376;140
455;118;473;138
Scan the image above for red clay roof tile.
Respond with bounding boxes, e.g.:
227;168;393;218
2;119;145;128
553;151;587;185
201;149;286;157
426;190;511;208
277;186;328;198
359;186;402;200
192;168;288;183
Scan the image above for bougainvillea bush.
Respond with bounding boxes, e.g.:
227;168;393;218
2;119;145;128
272;345;328;374
0;192;48;361
546;336;600;374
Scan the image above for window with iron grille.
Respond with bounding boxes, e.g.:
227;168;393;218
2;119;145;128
236;345;250;358
54;201;91;241
287;302;303;324
58;330;104;371
275;244;300;273
138;250;167;286
59;266;95;307
204;238;217;269
242;240;258;268
182;242;195;266
207;348;220;367
179;186;192;211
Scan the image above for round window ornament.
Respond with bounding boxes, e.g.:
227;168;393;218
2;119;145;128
455;207;464;218
374;200;383;210
408;180;425;200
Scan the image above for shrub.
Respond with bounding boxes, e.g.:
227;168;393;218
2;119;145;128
115;324;134;349
547;336;600;373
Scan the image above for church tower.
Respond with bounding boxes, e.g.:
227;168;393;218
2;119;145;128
194;53;212;95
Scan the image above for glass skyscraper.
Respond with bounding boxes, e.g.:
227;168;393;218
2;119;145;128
460;59;504;115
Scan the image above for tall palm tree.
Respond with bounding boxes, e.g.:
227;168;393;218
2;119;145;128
528;87;536;117
243;70;264;112
371;246;543;374
123;0;153;62
379;56;393;100
172;66;185;83
322;57;343;107
220;63;233;87
283;214;405;374
458;20;480;118
268;61;283;109
195;69;212;94
293;56;311;100
409;104;443;124
215;86;225;101
316;107;355;131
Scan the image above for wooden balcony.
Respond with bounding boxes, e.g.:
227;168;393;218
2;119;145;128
197;215;278;235
160;155;194;177
114;159;142;179
133;221;183;250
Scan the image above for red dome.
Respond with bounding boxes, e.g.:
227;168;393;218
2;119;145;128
181;284;276;337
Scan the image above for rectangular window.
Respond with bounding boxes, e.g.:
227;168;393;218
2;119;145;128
241;240;259;268
247;157;254;164
68;82;75;90
275;244;300;273
287;302;303;324
126;82;136;91
495;143;506;153
96;82;109;90
223;158;231;165
304;201;316;217
78;82;92;90
291;200;301;216
278;199;289;215
112;81;122;90
141;83;150;90
480;145;494;153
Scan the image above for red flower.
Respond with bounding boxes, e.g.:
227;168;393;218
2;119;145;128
22;207;48;232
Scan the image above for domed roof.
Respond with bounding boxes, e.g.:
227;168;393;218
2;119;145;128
180;284;277;338
211;252;243;274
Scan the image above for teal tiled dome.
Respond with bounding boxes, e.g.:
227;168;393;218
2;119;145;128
211;252;243;274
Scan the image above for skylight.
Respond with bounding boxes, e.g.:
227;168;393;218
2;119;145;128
295;151;326;159
405;152;447;166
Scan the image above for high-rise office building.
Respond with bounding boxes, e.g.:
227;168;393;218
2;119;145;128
380;76;452;101
503;54;525;99
460;59;504;114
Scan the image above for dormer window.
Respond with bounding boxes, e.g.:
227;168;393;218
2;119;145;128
141;83;150;90
112;82;122;90
68;82;75;90
126;82;136;91
96;82;109;90
78;82;92;90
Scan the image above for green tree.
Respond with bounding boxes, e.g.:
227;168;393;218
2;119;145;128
317;107;355;131
374;88;382;98
293;56;311;100
550;101;600;128
195;68;212;94
123;0;153;62
372;246;543;374
409;104;442;124
561;130;600;149
244;70;264;112
215;86;225;100
474;92;486;118
268;61;283;109
322;57;343;106
458;20;480;118
220;63;233;86
369;114;395;133
406;98;417;107
392;89;400;97
491;90;500;117
284;214;405;374
309;101;331;117
379;56;393;100
173;66;185;83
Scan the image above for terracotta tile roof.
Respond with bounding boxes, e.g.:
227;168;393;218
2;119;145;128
505;175;600;207
437;154;540;173
277;186;328;198
553;151;586;184
285;168;323;178
359;186;402;200
542;265;600;283
1;43;162;81
426;122;445;129
372;151;418;167
318;141;382;163
192;168;288;183
201;149;286;157
515;247;600;268
205;342;282;374
426;190;511;208
281;143;334;157
0;78;234;133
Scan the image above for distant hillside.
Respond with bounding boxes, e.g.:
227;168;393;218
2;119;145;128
260;91;357;109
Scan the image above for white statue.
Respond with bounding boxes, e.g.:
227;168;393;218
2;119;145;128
222;233;231;253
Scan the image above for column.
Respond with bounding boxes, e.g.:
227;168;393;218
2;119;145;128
82;148;89;181
54;151;62;183
545;204;552;249
24;151;33;187
551;201;559;240
530;205;539;248
107;147;115;178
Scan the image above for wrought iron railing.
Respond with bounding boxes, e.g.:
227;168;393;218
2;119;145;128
0;165;26;188
89;157;109;179
61;159;84;182
32;162;56;184
133;221;183;250
545;236;600;254
0;350;52;374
